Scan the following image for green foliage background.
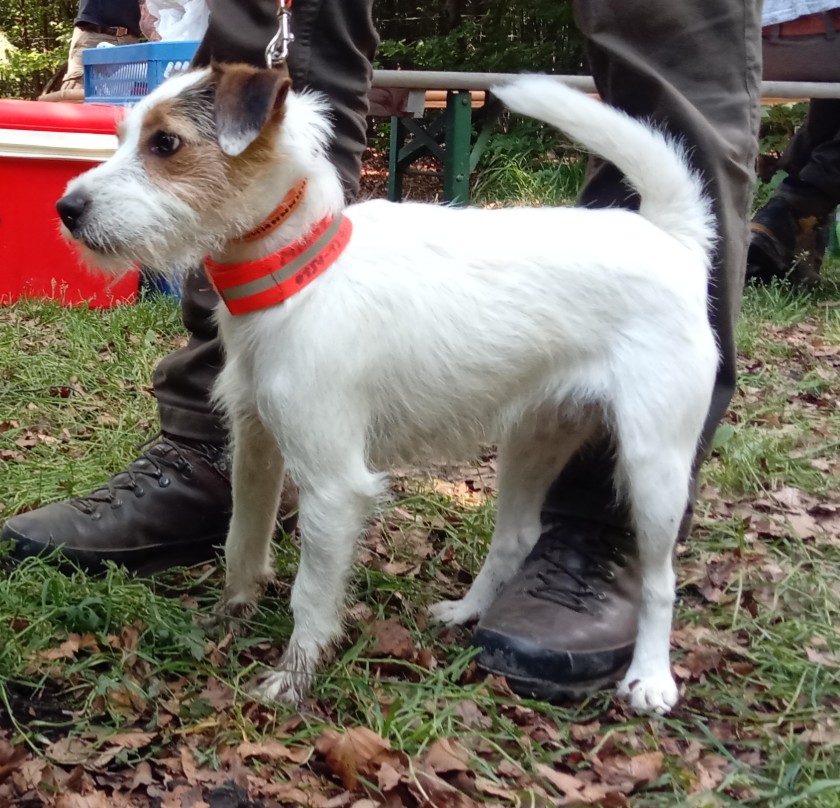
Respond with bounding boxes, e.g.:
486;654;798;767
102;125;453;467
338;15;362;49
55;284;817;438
0;0;76;97
375;0;584;74
0;0;585;98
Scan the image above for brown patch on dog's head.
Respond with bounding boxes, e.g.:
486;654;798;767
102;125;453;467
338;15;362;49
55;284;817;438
137;64;291;212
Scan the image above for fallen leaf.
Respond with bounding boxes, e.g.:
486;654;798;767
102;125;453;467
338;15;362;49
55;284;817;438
474;776;515;800
251;770;333;806
806;647;840;668
237;739;312;764
196;679;235;711
370;618;416;660
131;761;154;791
691;754;728;793
8;757;46;792
570;722;601;742
678;648;724;680
36;633;99;661
407;769;475;808
105;730;157;751
423;738;470;774
377;761;403;791
322;793;354;808
593;751;664;788
787;512;821;540
0;740;27;782
416;648;438;670
770;487;809;510
46;737;96;766
801;724;840;745
316;726;400;791
55;794;111;808
534;764;585;798
181;746;199;785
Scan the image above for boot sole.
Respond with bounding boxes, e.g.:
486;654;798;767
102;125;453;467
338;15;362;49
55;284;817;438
478;658;629;702
3;526;225;577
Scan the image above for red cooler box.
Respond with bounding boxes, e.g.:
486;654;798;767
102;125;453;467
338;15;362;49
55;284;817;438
0;100;139;307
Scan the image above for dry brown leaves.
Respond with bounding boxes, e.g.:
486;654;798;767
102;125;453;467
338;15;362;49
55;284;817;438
2;707;738;808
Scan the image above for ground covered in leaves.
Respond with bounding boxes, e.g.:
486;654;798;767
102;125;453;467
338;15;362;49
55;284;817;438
1;160;840;805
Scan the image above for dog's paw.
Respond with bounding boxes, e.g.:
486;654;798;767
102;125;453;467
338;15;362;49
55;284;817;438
617;668;679;715
198;595;257;636
428;597;483;627
250;669;313;706
249;644;315;706
226;566;277;599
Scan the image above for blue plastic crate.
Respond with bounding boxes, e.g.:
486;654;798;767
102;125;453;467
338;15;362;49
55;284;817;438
83;41;199;106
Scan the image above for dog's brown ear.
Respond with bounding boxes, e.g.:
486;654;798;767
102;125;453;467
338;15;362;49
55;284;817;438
212;63;291;157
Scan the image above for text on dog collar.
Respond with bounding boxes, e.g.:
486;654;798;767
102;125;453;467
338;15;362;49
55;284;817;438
204;214;351;315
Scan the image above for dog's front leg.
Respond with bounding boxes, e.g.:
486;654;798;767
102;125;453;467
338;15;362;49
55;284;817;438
252;457;385;705
212;410;286;625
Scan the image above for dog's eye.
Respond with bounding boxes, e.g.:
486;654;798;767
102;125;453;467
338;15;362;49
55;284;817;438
150;131;182;156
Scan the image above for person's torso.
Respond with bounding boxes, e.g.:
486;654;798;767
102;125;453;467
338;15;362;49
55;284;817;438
76;0;141;35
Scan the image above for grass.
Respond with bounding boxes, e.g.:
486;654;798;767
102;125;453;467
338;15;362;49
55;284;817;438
0;295;182;514
472;148;587;207
0;259;839;803
704;271;840;497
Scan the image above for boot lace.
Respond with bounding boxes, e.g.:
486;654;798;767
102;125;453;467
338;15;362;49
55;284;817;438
71;433;201;515
528;532;632;613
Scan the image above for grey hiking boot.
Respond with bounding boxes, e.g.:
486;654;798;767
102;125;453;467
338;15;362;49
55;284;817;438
2;433;298;575
474;515;641;701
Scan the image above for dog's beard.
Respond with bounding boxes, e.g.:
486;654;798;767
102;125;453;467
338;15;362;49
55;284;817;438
64;227;207;278
62;206;224;278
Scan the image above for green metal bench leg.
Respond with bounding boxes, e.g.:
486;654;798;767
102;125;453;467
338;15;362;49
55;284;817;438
443;90;473;206
388;115;407;202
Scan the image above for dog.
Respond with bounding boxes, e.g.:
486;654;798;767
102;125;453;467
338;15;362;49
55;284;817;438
56;64;718;715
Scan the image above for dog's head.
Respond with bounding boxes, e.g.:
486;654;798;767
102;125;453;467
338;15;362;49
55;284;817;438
57;63;296;274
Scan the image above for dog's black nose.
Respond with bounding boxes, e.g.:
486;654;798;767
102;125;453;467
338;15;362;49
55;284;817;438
56;193;91;233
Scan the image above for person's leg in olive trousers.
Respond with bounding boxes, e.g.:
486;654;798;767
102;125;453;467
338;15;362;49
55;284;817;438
474;0;762;701
2;0;378;574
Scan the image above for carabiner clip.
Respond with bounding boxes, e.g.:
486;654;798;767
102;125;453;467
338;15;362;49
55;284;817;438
265;0;294;68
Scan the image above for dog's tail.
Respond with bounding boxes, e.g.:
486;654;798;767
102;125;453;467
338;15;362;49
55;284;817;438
492;76;715;262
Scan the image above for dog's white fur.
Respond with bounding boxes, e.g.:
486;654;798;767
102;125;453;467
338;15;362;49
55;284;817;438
61;69;718;714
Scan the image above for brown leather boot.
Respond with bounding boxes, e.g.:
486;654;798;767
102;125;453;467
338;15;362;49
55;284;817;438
1;433;298;575
473;515;641;701
747;196;831;286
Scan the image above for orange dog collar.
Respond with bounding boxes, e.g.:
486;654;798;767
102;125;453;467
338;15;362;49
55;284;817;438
232;178;308;244
205;214;352;315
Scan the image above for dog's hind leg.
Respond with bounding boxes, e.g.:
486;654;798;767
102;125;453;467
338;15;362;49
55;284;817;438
612;378;708;714
430;411;596;626
215;409;286;622
252;437;387;705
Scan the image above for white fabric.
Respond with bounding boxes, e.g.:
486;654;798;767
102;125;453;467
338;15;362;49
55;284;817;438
763;0;840;26
145;0;209;41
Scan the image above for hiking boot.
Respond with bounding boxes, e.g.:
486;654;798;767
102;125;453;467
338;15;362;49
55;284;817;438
1;433;298;575
473;515;641;701
747;196;830;285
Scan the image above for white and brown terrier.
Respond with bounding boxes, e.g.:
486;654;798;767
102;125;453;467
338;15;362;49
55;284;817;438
57;64;717;714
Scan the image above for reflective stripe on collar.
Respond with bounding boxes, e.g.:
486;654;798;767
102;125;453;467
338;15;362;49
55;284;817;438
204;214;351;315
